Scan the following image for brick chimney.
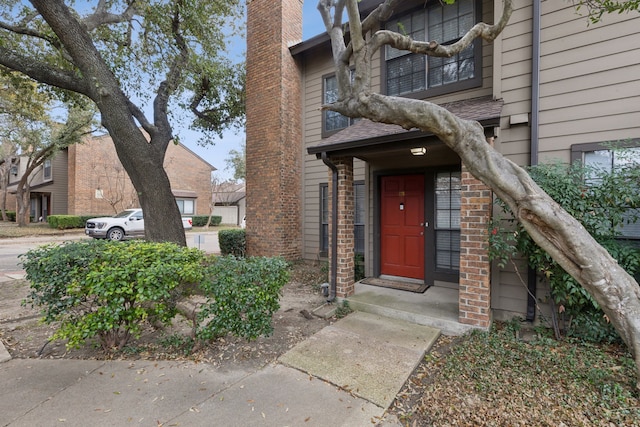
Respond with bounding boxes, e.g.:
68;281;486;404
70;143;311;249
245;0;303;259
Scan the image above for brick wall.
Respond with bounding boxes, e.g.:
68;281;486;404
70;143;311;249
68;134;214;216
459;168;492;328
330;156;355;297
245;0;303;259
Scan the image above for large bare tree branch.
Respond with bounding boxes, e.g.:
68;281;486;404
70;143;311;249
371;1;513;57
0;20;63;49
319;0;640;389
82;0;139;32
0;47;88;94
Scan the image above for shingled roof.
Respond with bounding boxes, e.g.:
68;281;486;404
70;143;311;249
308;96;503;155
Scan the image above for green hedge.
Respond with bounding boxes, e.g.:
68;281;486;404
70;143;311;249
20;241;289;352
218;229;246;257
21;240;206;350
4;211;16;222
191;215;222;227
47;215;86;229
46;214;110;229
197;256;289;341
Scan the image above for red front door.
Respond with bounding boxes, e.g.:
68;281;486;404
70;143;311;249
380;174;425;279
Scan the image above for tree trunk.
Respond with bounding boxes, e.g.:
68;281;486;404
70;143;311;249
0;165;8;222
15;184;30;227
358;94;640;389
28;0;187;245
106;127;187;246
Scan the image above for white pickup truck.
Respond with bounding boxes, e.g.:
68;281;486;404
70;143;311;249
85;208;193;241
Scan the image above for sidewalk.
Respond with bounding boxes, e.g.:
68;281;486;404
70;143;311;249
0;310;440;427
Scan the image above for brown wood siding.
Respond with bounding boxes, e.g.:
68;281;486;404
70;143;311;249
537;5;640;154
492;0;640;319
49;151;69;214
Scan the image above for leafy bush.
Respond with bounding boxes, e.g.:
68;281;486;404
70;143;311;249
21;240;206;350
218;229;246;257
47;215;85;229
196;256;289;341
491;157;640;342
355;253;365;281
4;211;16;221
191;215;222;227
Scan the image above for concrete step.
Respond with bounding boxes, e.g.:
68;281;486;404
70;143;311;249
345;283;477;336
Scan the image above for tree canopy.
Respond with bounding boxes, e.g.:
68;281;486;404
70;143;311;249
0;0;245;243
225;141;245;181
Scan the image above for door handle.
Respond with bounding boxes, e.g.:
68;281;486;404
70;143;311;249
421;222;429;228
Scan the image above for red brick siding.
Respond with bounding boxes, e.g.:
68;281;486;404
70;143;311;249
68;134;213;216
245;0;303;259
329;157;355;297
459;168;492;328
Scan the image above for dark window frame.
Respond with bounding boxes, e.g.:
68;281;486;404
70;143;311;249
43;159;52;181
321;72;357;138
319;181;366;257
434;169;461;275
380;0;483;99
571;139;640;240
319;183;329;256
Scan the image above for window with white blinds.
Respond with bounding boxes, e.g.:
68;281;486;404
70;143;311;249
435;171;461;271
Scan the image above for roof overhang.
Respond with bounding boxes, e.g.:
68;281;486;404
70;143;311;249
172;190;198;198
308;96;503;158
290;0;382;57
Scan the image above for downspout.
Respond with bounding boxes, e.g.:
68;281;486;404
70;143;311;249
321;152;338;302
527;0;541;322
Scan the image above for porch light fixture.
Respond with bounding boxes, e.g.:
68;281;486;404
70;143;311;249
410;147;427;156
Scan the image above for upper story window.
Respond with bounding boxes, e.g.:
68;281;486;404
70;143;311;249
43;159;52;181
384;0;479;98
322;73;357;136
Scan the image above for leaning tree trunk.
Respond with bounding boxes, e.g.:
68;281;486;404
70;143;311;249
358;93;640;389
322;0;640;389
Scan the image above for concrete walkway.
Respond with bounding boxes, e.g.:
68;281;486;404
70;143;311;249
0;311;439;426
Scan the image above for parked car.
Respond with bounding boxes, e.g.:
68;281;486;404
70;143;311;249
85;209;192;241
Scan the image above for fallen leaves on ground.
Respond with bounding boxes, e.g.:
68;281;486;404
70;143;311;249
384;323;640;426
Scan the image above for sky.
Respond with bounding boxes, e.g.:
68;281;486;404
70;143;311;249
179;3;327;181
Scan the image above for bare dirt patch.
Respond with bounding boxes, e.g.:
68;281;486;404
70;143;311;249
0;262;332;372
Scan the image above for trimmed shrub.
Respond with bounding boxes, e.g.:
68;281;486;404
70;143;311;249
47;215;85;229
196;256;289;341
20;240;206;350
490;157;640;342
191;215;222;227
4;211;16;222
218;229;246;257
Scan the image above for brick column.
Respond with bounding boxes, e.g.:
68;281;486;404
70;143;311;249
459;168;492;328
245;0;303;259
329;156;355;298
